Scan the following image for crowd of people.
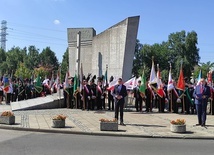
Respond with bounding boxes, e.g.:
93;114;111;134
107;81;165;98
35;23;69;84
0;74;213;127
0;77;57;105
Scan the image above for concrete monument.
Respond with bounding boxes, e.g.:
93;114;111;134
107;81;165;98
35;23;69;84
67;16;140;81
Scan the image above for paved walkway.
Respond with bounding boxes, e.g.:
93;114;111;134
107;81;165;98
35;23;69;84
1;103;214;139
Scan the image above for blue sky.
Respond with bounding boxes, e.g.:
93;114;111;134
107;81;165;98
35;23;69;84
1;0;214;63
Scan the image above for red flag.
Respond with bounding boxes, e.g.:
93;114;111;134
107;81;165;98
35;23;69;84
177;67;185;91
156;64;164;98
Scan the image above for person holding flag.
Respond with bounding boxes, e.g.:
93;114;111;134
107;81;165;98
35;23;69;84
148;57;157;112
107;76;115;111
156;64;165;113
81;76;92;111
3;76;13;105
176;62;186;113
133;80;143;112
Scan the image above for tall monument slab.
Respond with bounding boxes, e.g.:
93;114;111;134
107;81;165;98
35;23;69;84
67;16;140;81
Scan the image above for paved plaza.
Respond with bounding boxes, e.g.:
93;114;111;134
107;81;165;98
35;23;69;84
1;102;214;139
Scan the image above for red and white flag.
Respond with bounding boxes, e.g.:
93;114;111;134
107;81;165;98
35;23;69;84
124;77;136;90
156;64;165;98
167;65;174;91
107;77;119;91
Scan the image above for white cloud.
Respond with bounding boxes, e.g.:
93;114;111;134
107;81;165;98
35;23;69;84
53;19;60;25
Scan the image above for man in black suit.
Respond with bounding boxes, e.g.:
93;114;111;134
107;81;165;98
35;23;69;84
112;78;127;125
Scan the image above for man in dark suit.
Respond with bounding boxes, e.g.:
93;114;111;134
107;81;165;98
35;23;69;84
112;78;127;125
193;78;211;127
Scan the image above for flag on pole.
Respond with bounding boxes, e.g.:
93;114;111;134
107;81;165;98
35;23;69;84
3;76;9;93
107;77;119;91
79;63;83;92
149;58;157;86
104;69;108;87
156;64;164;98
177;65;185;91
73;73;79;95
167;64;174;91
207;71;212;86
49;71;54;89
197;70;202;85
35;74;43;93
53;69;60;91
64;70;70;94
139;69;146;97
124;77;136;90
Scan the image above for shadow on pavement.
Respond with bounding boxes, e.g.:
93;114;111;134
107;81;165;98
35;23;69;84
126;124;166;128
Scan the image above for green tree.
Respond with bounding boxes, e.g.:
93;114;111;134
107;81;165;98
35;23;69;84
24;45;40;70
6;46;27;76
0;48;7;76
61;48;69;81
194;61;214;79
132;39;143;77
39;47;59;78
15;62;32;79
167;30;200;79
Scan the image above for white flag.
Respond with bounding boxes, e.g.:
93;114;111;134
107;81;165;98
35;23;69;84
124;77;136;90
149;60;157;85
167;66;174;91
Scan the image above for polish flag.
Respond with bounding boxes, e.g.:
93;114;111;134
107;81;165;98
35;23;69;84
156;64;165;98
107;77;119;91
167;65;174;91
124;77;136;90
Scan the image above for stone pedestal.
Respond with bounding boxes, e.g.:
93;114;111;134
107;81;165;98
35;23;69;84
0;116;15;125
100;122;118;131
52;120;65;128
170;124;186;133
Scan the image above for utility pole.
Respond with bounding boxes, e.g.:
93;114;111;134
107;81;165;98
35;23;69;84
0;20;8;51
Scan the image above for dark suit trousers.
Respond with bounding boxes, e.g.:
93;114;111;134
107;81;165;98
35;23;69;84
135;98;142;112
115;99;124;123
196;102;207;125
108;97;114;110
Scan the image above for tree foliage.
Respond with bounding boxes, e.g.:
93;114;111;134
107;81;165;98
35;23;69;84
61;48;69;81
0;46;62;82
133;30;201;82
15;63;32;79
24;45;40;70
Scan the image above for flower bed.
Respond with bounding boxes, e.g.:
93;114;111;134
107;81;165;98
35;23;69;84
99;118;118;131
0;111;15;125
170;119;186;133
52;114;66;128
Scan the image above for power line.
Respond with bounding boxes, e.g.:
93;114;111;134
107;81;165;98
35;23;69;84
7;29;67;41
8;36;67;46
7;21;66;33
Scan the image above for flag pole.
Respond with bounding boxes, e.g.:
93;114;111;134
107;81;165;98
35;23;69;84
169;63;173;112
180;60;185;113
170;90;172;112
59;65;61;108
